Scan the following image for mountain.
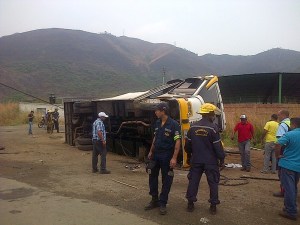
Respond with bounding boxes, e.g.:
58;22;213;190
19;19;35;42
200;48;300;75
0;28;299;101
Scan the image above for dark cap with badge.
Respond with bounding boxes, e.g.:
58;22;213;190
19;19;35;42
155;102;169;112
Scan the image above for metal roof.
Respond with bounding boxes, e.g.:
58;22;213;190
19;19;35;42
218;73;300;103
94;91;148;101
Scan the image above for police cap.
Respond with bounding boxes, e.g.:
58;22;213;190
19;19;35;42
155;102;169;112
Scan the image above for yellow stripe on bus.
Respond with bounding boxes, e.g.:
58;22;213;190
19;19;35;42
176;98;191;168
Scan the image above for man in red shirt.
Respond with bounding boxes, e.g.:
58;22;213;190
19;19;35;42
231;115;255;172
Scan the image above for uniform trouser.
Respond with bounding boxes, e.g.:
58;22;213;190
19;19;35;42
92;140;107;171
54;120;59;132
28;121;33;134
186;164;220;205
149;151;174;206
280;167;300;217
238;140;251;169
263;142;276;172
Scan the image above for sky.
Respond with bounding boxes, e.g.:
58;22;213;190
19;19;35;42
0;0;299;56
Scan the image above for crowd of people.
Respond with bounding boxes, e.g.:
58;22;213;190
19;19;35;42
92;104;299;221
230;109;299;220
27;108;60;135
27;103;298;220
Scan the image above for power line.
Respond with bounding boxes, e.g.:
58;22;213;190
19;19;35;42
0;82;63;109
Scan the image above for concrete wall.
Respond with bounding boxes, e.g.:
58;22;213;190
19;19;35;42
224;103;300;129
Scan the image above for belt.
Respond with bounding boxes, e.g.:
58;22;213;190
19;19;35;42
93;139;105;142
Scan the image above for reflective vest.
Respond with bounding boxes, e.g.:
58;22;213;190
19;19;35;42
280;120;291;132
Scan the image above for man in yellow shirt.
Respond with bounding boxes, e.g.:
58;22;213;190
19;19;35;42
261;114;279;174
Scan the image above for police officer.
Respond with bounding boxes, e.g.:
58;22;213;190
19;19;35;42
185;103;225;215
145;102;181;215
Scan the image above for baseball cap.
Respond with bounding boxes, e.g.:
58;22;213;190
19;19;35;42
155;102;169;111
98;112;109;118
240;114;247;119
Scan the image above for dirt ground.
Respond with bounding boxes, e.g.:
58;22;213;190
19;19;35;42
0;125;299;225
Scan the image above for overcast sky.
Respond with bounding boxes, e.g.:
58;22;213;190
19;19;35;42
0;0;299;55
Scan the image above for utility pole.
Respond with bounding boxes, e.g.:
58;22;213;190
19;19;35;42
278;73;282;103
162;67;166;85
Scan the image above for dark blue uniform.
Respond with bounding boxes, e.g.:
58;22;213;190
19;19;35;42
149;117;181;206
185;117;225;205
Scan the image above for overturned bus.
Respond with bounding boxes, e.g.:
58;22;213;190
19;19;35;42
64;75;226;167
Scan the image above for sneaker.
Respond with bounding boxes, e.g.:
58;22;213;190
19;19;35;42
240;167;246;171
100;170;111;174
144;199;159;210
260;170;269;174
273;192;284;198
187;202;195;212
209;205;217;215
279;211;297;221
159;205;167;215
246;168;251;172
271;171;276;174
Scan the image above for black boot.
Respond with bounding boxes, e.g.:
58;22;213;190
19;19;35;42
187;201;195;212
100;169;111;174
92;168;99;173
209;204;217;215
144;196;159;210
159;204;167;215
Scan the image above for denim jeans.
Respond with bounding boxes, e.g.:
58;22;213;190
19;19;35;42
280;167;300;217
263;142;276;172
149;151;174;206
238;140;251;169
28;121;33;134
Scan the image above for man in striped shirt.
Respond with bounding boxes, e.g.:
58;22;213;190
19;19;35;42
92;112;110;174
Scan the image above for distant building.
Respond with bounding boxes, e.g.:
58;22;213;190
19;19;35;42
218;73;300;104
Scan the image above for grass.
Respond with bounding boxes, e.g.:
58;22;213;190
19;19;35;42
0;103;29;126
221;104;300;149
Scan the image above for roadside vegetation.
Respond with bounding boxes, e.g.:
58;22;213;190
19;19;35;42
0;102;47;126
0;102;29;126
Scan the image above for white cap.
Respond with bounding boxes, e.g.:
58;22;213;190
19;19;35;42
98;112;109;118
240;114;247;119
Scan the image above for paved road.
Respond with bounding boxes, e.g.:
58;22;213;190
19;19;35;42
0;177;158;225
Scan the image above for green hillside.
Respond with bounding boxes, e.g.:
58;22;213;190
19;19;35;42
0;28;299;102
